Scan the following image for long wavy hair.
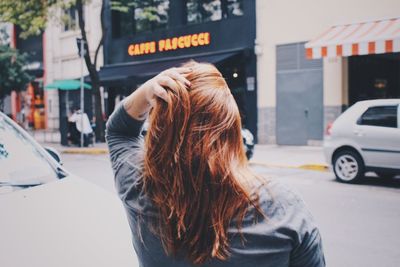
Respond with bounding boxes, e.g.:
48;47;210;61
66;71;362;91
143;61;262;264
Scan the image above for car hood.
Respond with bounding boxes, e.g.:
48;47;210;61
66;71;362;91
0;175;139;267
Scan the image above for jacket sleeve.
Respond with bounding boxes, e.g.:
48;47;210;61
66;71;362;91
287;188;326;267
105;101;145;199
290;227;326;267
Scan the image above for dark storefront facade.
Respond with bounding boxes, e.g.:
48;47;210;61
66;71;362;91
101;0;258;140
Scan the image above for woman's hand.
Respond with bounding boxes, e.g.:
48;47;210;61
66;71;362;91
143;67;192;104
123;67;192;120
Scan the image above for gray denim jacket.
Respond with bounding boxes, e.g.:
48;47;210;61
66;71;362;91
106;103;326;267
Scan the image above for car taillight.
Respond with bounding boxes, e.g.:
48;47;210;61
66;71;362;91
326;122;333;136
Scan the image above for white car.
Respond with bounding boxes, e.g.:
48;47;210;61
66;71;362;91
324;99;400;183
0;112;139;266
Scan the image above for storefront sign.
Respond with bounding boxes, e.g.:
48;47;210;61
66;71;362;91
128;32;211;56
246;77;255;91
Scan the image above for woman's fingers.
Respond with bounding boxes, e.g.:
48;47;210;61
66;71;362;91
173;67;192;74
149;66;192;103
163;67;192;86
168;71;191;87
157;75;180;92
152;83;168;102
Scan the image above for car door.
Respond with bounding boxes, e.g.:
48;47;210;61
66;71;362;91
353;104;400;169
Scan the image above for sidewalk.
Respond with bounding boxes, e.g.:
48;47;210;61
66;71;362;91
250;145;329;171
31;130;108;154
40;141;109;155
38;138;328;171
31;129;327;167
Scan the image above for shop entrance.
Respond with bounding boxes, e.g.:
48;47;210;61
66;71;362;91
217;52;258;141
349;53;400;105
219;55;247;125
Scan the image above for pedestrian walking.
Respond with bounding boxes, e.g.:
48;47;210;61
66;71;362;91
68;108;93;147
106;61;325;267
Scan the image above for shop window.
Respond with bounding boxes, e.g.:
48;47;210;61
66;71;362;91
357;106;398;128
186;0;243;25
224;0;244;17
63;7;79;32
135;0;169;32
111;7;134;38
111;0;169;38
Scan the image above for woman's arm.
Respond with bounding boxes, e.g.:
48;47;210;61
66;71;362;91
105;67;191;199
290;228;325;267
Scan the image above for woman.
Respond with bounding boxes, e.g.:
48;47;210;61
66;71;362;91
106;62;325;267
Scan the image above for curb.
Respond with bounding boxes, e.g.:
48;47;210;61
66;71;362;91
57;151;329;172
298;164;329;172
61;148;108;155
249;161;329;172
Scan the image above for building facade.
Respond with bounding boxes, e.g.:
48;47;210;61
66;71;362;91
1;23;46;130
38;0;399;145
0;23;13;117
256;0;400;145
101;0;258;140
44;0;104;132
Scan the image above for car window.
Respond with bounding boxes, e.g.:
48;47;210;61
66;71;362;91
398;105;400;129
357;105;398;128
0;116;58;188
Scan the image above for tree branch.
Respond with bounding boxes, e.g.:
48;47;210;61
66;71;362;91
76;0;94;76
94;0;106;69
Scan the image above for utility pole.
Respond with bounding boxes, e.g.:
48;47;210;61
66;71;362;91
77;38;85;147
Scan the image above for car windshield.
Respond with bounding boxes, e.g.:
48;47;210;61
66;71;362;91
0;115;58;190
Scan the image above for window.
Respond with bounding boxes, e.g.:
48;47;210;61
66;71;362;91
224;0;244;17
357;106;398;128
135;0;169;33
0;116;58;191
63;7;79;32
111;8;134;38
186;0;243;25
111;0;169;38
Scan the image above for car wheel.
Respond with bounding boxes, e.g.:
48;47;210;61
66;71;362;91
333;150;364;183
376;171;397;180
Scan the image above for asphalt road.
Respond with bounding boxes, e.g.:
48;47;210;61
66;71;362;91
61;153;400;267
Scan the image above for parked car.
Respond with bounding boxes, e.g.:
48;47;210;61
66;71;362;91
0;111;138;266
324;99;400;183
141;121;255;159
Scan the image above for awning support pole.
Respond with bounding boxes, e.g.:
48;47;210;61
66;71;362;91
80;39;84;148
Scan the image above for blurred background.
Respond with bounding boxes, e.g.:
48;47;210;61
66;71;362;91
0;1;399;267
1;0;399;146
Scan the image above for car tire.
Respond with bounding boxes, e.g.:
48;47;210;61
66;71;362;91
376;171;397;180
333;150;364;183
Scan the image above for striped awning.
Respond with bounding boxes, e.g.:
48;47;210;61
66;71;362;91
305;17;400;59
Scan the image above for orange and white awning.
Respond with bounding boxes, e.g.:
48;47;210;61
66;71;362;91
305;17;400;59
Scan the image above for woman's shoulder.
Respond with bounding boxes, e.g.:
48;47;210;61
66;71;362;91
264;179;306;206
234;178;324;260
252;178;315;224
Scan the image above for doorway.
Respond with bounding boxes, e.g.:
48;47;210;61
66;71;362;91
276;42;323;145
349;53;400;105
218;52;257;141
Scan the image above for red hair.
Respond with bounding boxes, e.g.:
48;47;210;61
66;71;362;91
143;61;261;264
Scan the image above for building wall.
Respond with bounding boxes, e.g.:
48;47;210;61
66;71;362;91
0;23;13;114
256;0;400;143
45;0;104;130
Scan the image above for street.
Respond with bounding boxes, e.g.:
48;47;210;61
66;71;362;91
1;1;400;266
61;152;400;267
